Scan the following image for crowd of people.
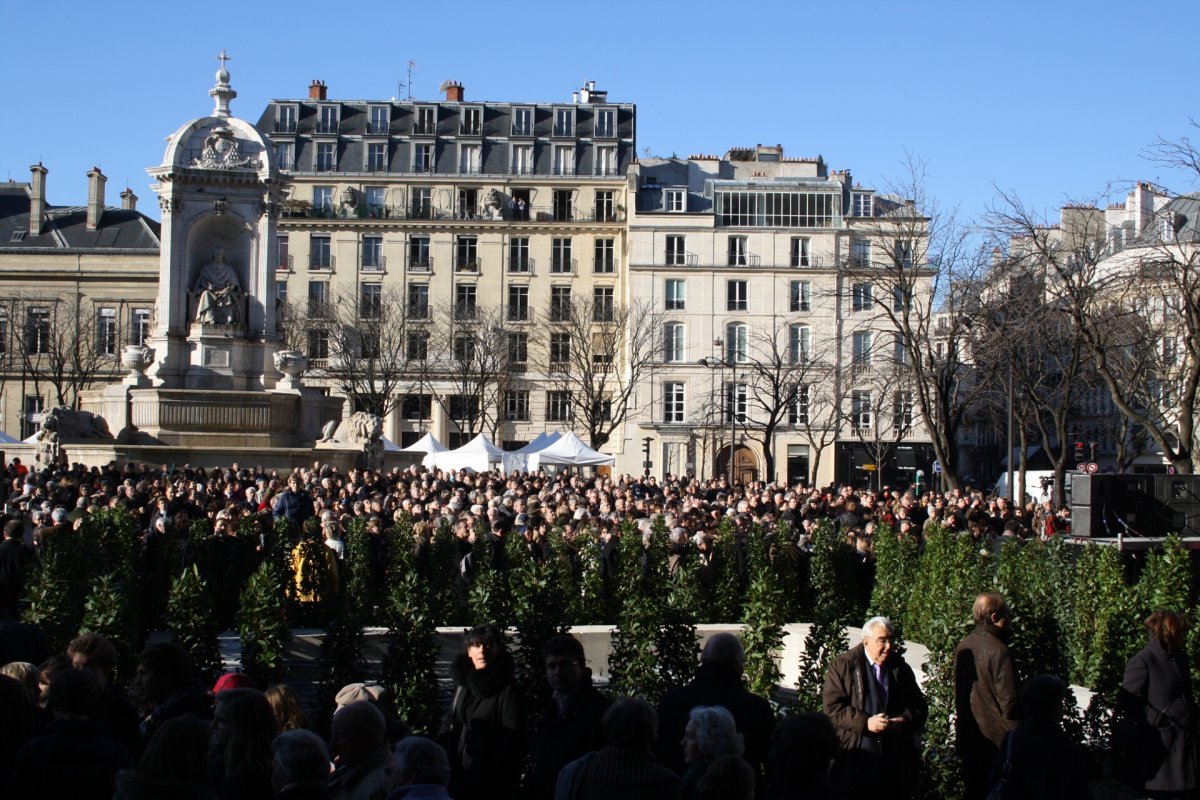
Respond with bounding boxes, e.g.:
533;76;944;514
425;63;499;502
0;456;1191;799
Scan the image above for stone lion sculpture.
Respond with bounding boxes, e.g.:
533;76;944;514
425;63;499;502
319;411;383;445
38;406;112;440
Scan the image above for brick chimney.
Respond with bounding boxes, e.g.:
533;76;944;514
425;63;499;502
444;80;464;102
86;167;106;230
28;162;47;237
120;187;137;211
309;80;327;100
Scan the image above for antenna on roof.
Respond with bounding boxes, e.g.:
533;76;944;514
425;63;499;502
407;60;416;101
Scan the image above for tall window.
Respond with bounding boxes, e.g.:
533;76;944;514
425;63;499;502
595;191;615;222
402;394;433;420
309;235;332;269
406;331;428;361
790;237;811;267
455;236;478;271
593;287;615;322
461;107;482;135
453;335;475;362
507;285;529;322
665;279;686;310
511;107;532;136
454;284;477;320
549;333;571;366
663;382;685;423
511;144;533;175
595;148;617;176
665;235;686;266
895;240;913;268
727;236;749;266
408;236;430;269
851;390;872;431
553;108;574;137
725;323;748;363
553;145;575;175
550;287;572;321
893;391;914;430
308;329;329;360
317;105;339;134
407;284;429;319
368;105;389;135
413;143;433;172
789;325;811;364
506;390;530;421
20;395;44;439
852;283;873;311
508;332;528;365
97;307;118;355
414;106;436;135
551;238;573;273
131;308;151;346
594;238;615;273
851;192;872;217
790;280;811;312
666;189;686;212
893;333;909;365
547;391;573;421
366;143;386;172
595;108;616;138
26;308;50;355
315;142;336;171
789;385;809;425
727;280;748;311
892;285;911;312
459;144;481;174
360;284;382;319
724;383;748;423
852;331;873;366
313;186;334;213
509;237;530;273
851;238;871;267
307;281;329;315
274;142;293;170
664;323;685;363
410;188;432;219
361;236;383;270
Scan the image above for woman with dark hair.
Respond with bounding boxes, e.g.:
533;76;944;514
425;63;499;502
1117;609;1198;797
441;623;525;799
209;688;278;800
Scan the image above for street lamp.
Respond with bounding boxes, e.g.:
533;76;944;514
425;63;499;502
699;337;737;485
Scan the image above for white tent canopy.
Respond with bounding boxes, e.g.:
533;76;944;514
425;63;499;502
501;432;561;474
428;433;505;473
528;432;615;470
401;432;448;454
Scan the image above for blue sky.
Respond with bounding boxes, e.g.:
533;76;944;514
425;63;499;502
5;0;1198;227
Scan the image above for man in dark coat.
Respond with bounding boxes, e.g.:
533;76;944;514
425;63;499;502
0;517;33;617
823;616;927;800
656;632;775;779
273;473;316;527
529;633;610;800
954;592;1020;800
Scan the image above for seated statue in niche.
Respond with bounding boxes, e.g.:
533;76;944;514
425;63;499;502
194;248;244;326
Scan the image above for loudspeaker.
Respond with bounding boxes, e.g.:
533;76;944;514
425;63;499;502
1154;476;1200;505
1071;505;1102;537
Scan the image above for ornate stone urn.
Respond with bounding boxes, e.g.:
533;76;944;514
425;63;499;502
121;344;155;387
273;349;307;391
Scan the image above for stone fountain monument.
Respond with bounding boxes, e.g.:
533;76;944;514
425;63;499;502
61;56;377;469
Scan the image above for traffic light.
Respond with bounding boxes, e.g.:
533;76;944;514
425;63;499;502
1074;442;1084;462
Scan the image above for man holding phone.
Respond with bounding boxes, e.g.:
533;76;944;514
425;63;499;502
824;616;927;799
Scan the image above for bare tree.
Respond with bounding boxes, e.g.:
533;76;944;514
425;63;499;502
11;294;121;411
428;304;512;441
845;154;991;490
310;286;425;419
837;361;918;492
540;295;661;449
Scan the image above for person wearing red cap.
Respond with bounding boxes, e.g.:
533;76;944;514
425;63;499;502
213;671;256;695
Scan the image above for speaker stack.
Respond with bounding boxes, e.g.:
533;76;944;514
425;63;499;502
1070;474;1200;538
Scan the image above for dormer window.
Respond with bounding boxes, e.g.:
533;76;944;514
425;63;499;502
415;106;436;135
851;191;872;217
595;108;616;138
368;106;389;135
511;107;533;136
461;107;482;135
553;108;574;137
317;106;339;135
666;189;686;212
275;105;298;134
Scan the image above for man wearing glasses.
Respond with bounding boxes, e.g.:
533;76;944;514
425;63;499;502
824;616;927;799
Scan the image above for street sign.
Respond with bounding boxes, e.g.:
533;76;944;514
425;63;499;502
1076;462;1087;472
932;460;942;474
1084;462;1099;475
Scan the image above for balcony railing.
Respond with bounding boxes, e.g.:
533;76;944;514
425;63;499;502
407;257;432;273
593;207;619;222
413;122;437;135
309;254;335;271
460;122;482;135
549;258;577;275
365;121;390;135
549;303;572;322
791;256;826;268
592;257;618;274
727;254;762;267
361;255;386;272
454;304;477;321
278;202;623;224
314;121;340;135
507;257;533;274
548;361;570;373
407;305;431;320
511;124;533;137
273;120;298;134
552;124;575;137
411;162;434;174
665;253;700;268
506;306;534;323
552;165;576;176
594;125;616;139
454;257;481;273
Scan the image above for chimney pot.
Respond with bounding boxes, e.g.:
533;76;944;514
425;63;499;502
29;162;47;237
309;79;327;100
120;187;137;211
444;80;464;102
87;167;106;230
